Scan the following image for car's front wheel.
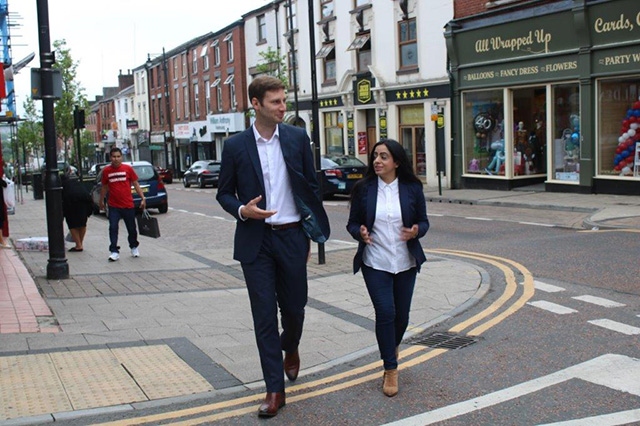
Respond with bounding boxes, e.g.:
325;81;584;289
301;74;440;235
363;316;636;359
183;177;191;188
198;177;206;188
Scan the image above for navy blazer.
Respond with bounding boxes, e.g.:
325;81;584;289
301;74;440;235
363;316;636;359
216;123;330;263
346;178;429;274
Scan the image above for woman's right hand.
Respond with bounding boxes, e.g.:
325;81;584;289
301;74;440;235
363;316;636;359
360;225;372;245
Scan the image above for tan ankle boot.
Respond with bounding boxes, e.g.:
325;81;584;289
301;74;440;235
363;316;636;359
383;369;398;397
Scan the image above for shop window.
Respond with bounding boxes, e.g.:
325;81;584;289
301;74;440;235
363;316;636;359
598;77;640;179
552;84;580;182
463;90;505;176
398;18;417;70
399;105;425;175
324;112;344;154
512;86;547;177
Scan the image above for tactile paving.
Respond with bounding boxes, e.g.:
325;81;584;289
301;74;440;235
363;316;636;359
50;348;147;410
112;345;213;399
0;353;72;420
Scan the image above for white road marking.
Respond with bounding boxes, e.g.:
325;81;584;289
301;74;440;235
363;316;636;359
465;217;493;221
176;209;189;213
383;354;640;426
572;295;625;308
534;281;565;293
527;300;578;315
518;221;555;227
537;408;640;425
428;213;444;217
588;319;640;335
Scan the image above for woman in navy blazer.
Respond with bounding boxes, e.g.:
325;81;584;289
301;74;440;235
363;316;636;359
347;139;429;397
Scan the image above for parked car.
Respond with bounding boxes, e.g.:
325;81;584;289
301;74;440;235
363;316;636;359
156;167;173;184
320;154;367;198
88;162;109;177
182;160;221;188
91;161;168;214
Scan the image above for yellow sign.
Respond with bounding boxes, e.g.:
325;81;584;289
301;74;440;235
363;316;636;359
357;79;372;104
437;114;445;128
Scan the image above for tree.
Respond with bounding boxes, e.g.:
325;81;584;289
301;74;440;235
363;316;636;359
255;47;289;88
16;97;44;168
52;39;89;166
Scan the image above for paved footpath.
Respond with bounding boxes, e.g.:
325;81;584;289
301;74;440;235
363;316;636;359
0;186;638;424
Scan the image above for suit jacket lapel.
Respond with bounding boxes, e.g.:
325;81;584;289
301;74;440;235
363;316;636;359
242;127;265;193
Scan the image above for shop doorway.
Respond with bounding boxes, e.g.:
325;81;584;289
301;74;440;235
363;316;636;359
512;87;547;176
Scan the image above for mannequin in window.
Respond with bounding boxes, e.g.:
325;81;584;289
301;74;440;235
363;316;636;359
515;121;528;152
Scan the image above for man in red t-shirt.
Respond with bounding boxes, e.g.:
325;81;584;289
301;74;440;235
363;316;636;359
99;147;146;261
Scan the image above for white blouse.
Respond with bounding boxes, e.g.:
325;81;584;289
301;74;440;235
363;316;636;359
362;177;415;274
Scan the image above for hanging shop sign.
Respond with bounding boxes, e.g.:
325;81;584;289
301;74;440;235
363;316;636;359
354;76;375;106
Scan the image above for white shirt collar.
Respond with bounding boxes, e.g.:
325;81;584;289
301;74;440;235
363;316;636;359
378;176;398;190
252;123;280;143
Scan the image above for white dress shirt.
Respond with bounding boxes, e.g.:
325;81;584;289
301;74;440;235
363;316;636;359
363;177;415;274
252;125;300;225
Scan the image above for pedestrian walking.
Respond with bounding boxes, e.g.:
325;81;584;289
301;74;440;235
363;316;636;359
99;147;146;261
216;75;330;417
346;139;430;397
0;172;9;248
62;168;92;252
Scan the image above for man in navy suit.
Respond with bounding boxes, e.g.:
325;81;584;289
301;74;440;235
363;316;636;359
216;76;330;417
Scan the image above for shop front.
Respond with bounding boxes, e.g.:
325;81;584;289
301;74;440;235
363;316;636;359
207;112;247;161
446;0;640;195
149;132;167;168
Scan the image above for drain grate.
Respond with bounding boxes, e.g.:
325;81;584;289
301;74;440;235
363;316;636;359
406;332;479;350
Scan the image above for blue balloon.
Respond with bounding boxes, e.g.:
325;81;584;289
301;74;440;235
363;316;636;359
571;132;579;140
628;109;634;117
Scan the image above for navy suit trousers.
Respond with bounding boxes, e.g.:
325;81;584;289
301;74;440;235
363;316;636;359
241;226;309;392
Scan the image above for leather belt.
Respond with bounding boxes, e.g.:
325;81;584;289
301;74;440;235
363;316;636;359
266;221;302;231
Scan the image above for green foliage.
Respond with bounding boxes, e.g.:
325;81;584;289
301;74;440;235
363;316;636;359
52;39;89;164
255;47;289;88
16;97;44;164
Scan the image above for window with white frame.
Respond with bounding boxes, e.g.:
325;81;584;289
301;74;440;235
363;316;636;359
174;87;180;119
224;33;234;62
213;40;220;66
194;82;200;117
321;0;333;18
257;15;266;43
399;18;417;69
182;53;187;77
354;0;370;7
206;81;212;114
224;74;236;109
201;44;209;71
192;49;198;73
183;85;189;118
217;85;223;112
173;58;178;80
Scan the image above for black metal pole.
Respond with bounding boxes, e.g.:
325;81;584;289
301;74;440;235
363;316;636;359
307;0;325;264
162;48;173;174
287;1;299;121
36;0;68;279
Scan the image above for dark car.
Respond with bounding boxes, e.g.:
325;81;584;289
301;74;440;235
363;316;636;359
91;161;168;214
182;160;221;188
156;167;173;184
321;154;367;198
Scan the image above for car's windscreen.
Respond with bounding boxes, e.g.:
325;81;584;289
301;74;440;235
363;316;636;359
329;156;366;167
134;166;156;180
206;164;221;172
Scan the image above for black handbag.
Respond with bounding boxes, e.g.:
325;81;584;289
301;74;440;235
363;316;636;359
137;209;160;238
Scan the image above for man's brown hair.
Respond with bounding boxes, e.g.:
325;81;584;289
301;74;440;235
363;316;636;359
248;76;286;105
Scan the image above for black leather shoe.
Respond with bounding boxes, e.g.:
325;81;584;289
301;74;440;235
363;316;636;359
258;392;285;417
284;350;300;381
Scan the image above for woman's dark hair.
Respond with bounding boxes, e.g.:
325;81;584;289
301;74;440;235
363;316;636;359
351;139;422;197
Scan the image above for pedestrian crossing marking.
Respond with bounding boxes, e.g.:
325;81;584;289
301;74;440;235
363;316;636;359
527;300;577;314
534;281;565;293
588;319;640;335
572;295;625;308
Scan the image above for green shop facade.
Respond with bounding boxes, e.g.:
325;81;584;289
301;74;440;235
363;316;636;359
445;0;640;195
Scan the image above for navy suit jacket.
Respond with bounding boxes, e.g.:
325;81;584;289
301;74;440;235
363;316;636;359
347;179;429;274
216;123;330;263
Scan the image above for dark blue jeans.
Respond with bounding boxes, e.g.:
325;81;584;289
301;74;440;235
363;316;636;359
108;207;139;253
361;264;417;370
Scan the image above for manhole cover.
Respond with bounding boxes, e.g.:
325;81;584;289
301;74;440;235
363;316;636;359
406;332;479;350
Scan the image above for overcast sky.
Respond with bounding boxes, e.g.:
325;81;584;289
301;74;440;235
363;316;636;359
10;0;270;116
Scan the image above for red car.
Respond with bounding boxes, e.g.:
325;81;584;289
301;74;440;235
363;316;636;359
155;167;173;184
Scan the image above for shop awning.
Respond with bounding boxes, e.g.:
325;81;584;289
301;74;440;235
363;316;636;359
347;33;370;51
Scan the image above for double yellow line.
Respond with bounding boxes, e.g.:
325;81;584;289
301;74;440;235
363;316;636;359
97;249;534;425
